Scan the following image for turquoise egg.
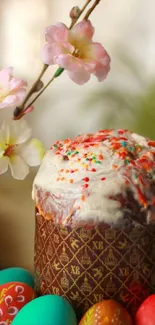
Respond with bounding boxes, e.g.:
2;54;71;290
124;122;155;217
12;295;77;325
0;268;34;288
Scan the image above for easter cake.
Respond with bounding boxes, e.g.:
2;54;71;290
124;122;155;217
33;128;155;319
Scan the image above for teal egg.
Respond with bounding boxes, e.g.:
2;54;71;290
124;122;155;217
0;268;34;288
12;295;77;325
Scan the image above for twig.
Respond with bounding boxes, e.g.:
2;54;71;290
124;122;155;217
22;64;48;106
69;0;92;29
83;0;101;20
26;68;64;109
14;68;64;120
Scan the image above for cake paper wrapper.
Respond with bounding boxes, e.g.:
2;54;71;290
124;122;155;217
34;210;155;319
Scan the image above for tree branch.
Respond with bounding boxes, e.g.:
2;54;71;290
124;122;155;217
83;0;101;20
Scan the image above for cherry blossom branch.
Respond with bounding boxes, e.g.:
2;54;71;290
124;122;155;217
24;67;64;109
13;0;101;120
83;0;101;20
13;0;93;120
69;0;92;29
21;64;48;106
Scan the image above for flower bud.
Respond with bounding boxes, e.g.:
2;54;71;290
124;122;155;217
13;107;21;118
34;80;44;92
70;6;81;20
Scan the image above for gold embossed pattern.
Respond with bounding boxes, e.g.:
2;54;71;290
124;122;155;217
34;212;155;319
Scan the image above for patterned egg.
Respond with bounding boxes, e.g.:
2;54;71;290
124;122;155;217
0;282;36;324
11;295;77;325
0;268;34;288
79;300;133;325
135;294;155;325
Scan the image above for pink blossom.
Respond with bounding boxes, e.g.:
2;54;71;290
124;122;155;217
42;20;111;85
0;67;27;109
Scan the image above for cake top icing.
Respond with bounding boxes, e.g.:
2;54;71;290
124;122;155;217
33;129;155;227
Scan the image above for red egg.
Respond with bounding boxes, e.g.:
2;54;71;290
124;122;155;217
135;294;155;325
0;281;36;323
79;300;133;325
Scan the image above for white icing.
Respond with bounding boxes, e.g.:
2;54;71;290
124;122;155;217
131;133;148;147
33;129;155;226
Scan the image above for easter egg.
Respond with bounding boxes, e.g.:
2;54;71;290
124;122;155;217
0;282;36;324
79;300;133;325
11;294;77;325
0;268;34;288
135;294;155;325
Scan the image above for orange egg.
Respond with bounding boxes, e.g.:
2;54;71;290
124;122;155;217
0;281;36;323
79;300;133;325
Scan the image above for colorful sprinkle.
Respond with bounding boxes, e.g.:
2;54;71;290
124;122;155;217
121;141;127;147
82;184;89;189
82;177;90;182
67;151;73;155
125;159;130;164
148;141;155;147
64;139;70;143
63;155;69;160
49;128;155;220
113;164;118;169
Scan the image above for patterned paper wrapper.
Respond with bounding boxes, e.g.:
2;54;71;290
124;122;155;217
34;209;155;320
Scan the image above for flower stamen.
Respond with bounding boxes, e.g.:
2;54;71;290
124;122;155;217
4;144;15;157
74;49;81;57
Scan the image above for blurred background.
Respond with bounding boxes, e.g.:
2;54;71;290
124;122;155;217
0;0;155;272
